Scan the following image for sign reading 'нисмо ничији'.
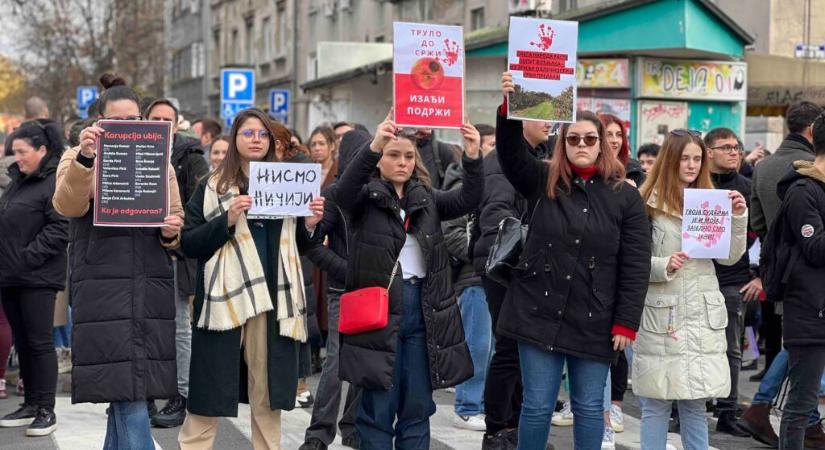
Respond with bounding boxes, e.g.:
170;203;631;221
248;162;322;219
681;189;733;259
507;17;579;123
94;120;172;227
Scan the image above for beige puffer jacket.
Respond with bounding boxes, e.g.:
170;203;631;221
632;192;747;400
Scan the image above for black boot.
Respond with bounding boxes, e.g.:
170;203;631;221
151;396;187;428
716;411;750;437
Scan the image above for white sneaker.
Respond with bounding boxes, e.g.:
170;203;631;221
609;404;624;433
551;401;574;426
601;426;615;450
295;390;314;408
57;348;72;374
453;413;486;431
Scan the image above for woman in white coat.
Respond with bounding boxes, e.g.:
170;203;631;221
634;129;747;450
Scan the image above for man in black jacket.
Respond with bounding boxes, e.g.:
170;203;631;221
298;130;370;450
144;99;210;428
705;128;754;436
771;117;825;449
416;128;457;189
477;110;552;450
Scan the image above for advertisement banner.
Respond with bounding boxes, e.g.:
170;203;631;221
638;58;747;101
577;59;630;89
393;22;464;129
507;17;578;122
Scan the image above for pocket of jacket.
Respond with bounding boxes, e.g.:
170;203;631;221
703;292;729;330
641;294;680;334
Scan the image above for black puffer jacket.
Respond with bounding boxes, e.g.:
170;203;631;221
626;159;646;187
441;162;481;295
417;134;457;189
0;154;69;289
775;161;825;346
305;130;372;291
495;112;652;363
170;134;210;297
472;143;551;273
711;171;753;287
337;142;484;391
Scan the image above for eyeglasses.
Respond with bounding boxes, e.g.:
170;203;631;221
670;129;702;138
239;129;271;140
710;144;743;153
565;135;599;146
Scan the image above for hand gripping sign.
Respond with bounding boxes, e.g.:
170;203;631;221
393;22;465;129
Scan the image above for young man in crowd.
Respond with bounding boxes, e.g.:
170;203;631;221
704;128;755;437
637;143;659;174
191;117;222;149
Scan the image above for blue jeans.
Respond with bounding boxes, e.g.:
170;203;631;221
753;349;821;426
639;397;707;450
454;286;492;417
517;342;610;450
357;280;436;450
103;401;155;450
53;306;72;348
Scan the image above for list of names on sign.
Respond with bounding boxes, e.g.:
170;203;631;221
94;120;172;226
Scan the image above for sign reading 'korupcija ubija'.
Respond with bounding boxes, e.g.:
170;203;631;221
94;120;172;226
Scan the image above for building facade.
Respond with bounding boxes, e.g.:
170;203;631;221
166;0;211;117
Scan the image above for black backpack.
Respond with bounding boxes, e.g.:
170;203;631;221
760;196;800;302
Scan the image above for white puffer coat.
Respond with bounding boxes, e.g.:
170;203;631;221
632;193;747;400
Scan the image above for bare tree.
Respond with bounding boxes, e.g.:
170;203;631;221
8;0;165;122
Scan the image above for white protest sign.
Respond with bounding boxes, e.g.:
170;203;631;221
248;162;321;218
681;189;732;259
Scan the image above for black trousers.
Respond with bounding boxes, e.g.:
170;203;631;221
1;287;58;409
717;285;745;412
610;351;628;403
780;346;825;449
760;300;783;370
482;276;522;435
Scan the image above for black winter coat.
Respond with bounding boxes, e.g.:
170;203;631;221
441;162;481;295
711;171;753;288
775;161;825;346
495;112;652;363
417;135;457;189
0;154;68;289
305;130;371;292
337;142;484;391
170;134;210;297
472;144;550;273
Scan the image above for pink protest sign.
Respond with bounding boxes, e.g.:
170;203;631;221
681;189;733;259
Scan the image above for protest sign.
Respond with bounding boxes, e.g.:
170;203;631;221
248;162;321;218
507;17;578;123
94;120;172;227
393;22;464;129
681;189;733;259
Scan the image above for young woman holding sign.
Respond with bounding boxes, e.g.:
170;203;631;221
178;108;324;450
496;72;651;450
336;110;483;449
634;130;747;450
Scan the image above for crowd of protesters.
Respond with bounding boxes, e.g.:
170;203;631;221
0;69;823;450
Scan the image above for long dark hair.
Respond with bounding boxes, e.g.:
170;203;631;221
8;120;65;157
215;108;279;194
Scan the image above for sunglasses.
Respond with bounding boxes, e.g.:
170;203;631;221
670;129;702;138
565;135;599;146
239;129;271;140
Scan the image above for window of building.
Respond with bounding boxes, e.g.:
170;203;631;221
276;2;287;56
231;28;238;63
212;29;221;70
191;41;205;78
262;16;273;60
374;35;385;42
471;7;485;30
190;0;199;14
307;53;318;80
245;17;254;64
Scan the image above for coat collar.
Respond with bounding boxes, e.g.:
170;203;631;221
793;160;825;184
367;177;430;212
646;190;683;219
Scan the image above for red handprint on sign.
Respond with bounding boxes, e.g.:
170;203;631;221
682;201;728;248
529;24;555;51
440;39;461;66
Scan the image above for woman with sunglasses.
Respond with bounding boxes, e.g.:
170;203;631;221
53;73;184;449
336;110;483;449
634;129;747;450
497;72;652;450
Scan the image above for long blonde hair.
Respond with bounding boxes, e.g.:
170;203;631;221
639;132;713;216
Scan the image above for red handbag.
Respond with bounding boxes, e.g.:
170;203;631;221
339;261;398;335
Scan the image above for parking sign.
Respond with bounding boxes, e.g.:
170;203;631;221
221;68;255;128
76;86;98;119
269;89;290;125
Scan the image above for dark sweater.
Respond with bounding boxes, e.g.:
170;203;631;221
711;170;753;288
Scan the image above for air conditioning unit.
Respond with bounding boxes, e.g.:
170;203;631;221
322;0;336;17
510;0;552;14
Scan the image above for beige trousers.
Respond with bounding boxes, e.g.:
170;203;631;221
178;313;281;450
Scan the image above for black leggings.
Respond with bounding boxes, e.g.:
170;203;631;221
1;287;57;409
610;351;628;403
